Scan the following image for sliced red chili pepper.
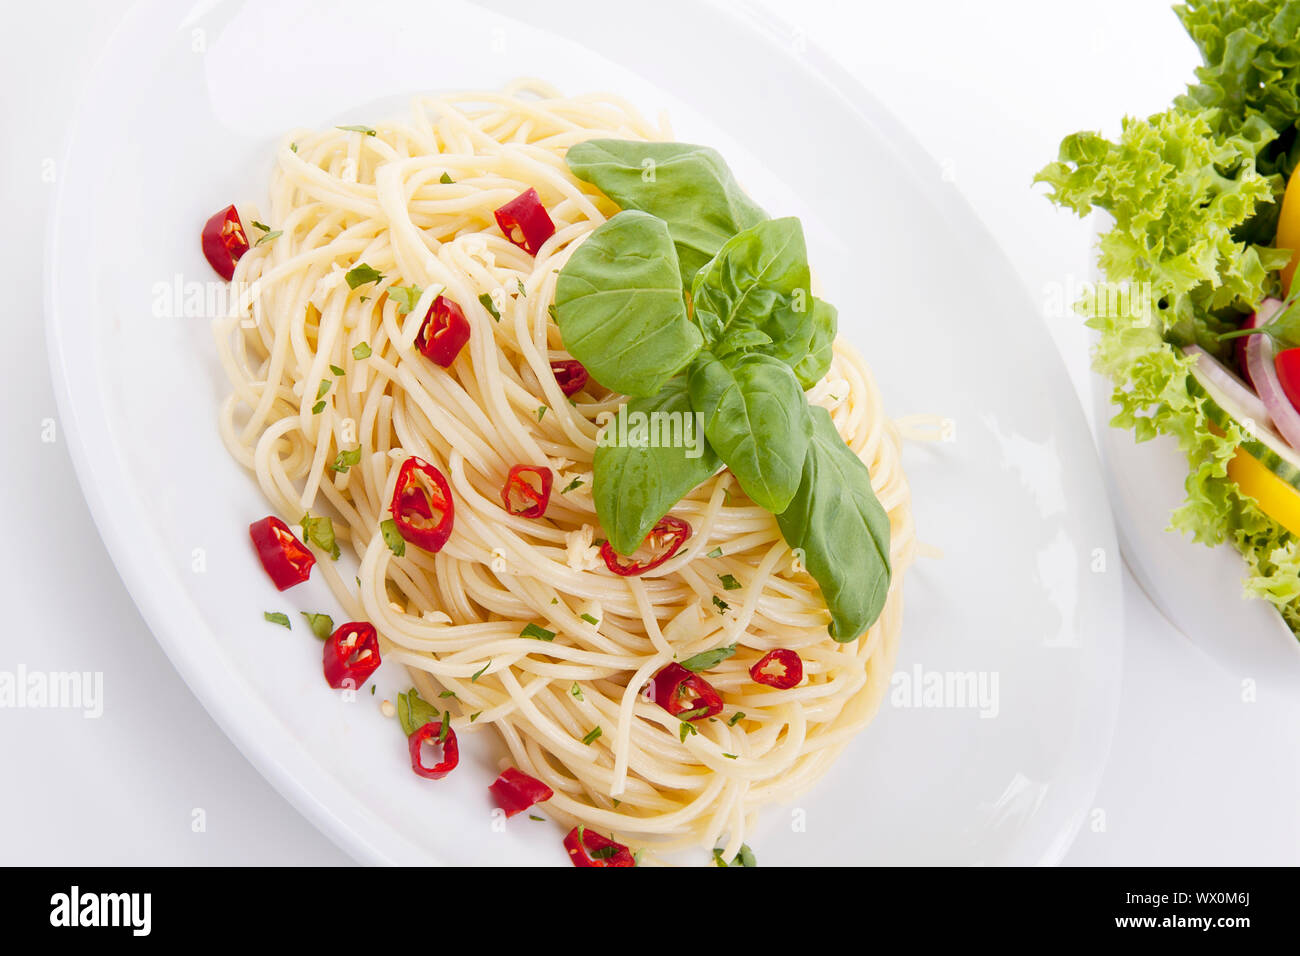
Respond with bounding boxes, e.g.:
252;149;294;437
322;622;381;689
407;720;460;780
563;826;635;867
390;457;454;553
489;767;554;817
248;516;315;591
750;648;803;689
416;295;471;367
201;204;249;280
600;515;691;576
501;465;553;519
647;661;724;721
550;359;589;397
494;187;556;255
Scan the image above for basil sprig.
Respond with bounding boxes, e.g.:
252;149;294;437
556;140;889;641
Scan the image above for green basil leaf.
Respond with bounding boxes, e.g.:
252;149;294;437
556;210;703;397
594;377;721;555
688;351;811;513
565;140;767;287
691;217;813;365
793;297;838;389
776;406;891;641
396;688;441;737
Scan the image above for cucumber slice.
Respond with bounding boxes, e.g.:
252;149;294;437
1188;362;1300;488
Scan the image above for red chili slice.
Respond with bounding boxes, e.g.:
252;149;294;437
563;826;635;867
550;359;589;397
489;767;554;817
390;457;454;553
501;465;553;519
648;662;724;721
750;649;803;689
248;516;315;590
494;188;556;255
600;515;691;576
322;622;381;689
201;204;249;280
416;295;471;367
407;721;460;780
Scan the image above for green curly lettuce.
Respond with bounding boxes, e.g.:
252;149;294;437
1036;2;1300;636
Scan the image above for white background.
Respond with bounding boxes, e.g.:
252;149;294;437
4;0;1296;864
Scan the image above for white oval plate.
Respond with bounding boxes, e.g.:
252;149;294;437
46;0;1122;865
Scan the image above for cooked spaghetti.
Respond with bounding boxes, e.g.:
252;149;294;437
214;80;914;861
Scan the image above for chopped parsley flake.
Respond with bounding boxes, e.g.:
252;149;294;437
380;518;406;557
263;611;291;628
352;342;372;360
719;574;741;591
478;292;501;321
389;284;423;315
300;611;334;640
345;263;383;289
520;622;556;642
337;124;377;135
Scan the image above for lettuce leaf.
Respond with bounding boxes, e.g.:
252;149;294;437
1036;30;1300;634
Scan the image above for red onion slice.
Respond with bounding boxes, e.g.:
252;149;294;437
1183;345;1270;426
1244;299;1300;451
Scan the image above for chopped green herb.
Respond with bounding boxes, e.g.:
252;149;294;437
680;644;737;672
516;279;527;297
439;172;454;184
679;721;698;742
330;447;362;473
290;143;298;153
562;477;584;493
311;400;326;415
471;659;490;682
536;406;547;422
438;711;451;742
707;547;724;559
371;685;376;695
438;690;457;699
579;613;599;626
520;622;556;642
677;706;709;722
589;844;620;861
712;595;729;614
570;682;584;701
546;304;558;322
528;814;545;822
316;380;332;400
263;611;291;629
478;292;501;321
352;342;372;360
337;124;377;136
300;611;334;640
389;284;423;315
711;844;755;867
718;574;742;591
728;712;745;726
255;230;282;247
469;712;481;722
329;364;346;377
581;726;602;746
722;753;738;759
396;687;441;736
251;220;272;232
345;263;383;289
380;518;406;557
300;512;341;559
